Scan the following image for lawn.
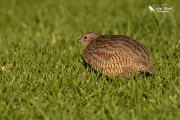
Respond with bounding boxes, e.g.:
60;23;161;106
0;0;179;119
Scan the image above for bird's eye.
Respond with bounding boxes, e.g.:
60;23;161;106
84;36;87;39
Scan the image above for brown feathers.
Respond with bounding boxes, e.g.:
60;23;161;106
78;32;155;78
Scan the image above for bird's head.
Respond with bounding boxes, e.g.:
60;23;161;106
77;32;100;47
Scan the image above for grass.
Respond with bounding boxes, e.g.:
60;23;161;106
0;0;180;119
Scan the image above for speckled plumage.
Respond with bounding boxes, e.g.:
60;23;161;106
78;32;155;78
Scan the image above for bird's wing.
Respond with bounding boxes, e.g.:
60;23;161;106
84;36;136;70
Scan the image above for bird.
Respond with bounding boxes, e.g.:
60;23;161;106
149;6;155;12
78;32;155;78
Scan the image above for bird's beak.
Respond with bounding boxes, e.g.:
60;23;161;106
77;39;82;43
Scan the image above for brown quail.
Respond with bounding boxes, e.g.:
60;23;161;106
78;32;155;78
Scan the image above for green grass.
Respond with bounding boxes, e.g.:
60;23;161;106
0;0;180;119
